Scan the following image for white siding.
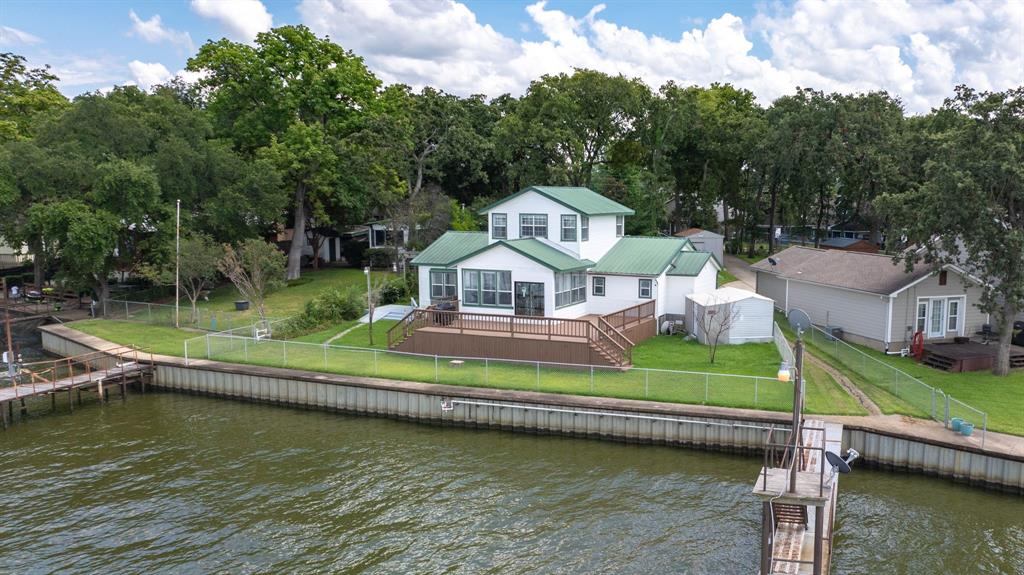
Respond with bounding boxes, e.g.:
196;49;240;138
664;276;695;316
482;190;621;262
417;266;432;307
787;281;888;342
889;270;989;346
756;272;787;310
457;245;554;316
587;275;653;316
693;262;718;294
727;297;774;343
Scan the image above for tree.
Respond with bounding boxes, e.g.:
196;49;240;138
218;239;286;324
692;296;738;364
0;53;67;143
142;234;221;325
880;86;1024;376
189;25;380;280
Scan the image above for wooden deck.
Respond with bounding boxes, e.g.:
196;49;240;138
1;346;153;428
922;341;1024;372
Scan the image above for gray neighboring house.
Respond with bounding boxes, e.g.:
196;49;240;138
753;246;990;352
674;228;725;267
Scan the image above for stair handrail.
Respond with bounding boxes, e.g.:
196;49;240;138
589;323;629;365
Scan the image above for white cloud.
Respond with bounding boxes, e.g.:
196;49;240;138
191;0;273;42
128;60;172;89
0;25;42;46
298;0;1024;114
128;10;194;51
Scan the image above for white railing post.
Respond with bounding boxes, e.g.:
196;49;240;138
124;299;129;319
590;365;594;394
434;355;439;382
644;369;649;399
184;339;189;366
536;362;540;391
754;377;759;405
205;334;211;359
704;373;709;403
323;343;328;370
484;358;489;386
374;350;379;376
244;337;248;362
982;413;987;448
931;389;936;420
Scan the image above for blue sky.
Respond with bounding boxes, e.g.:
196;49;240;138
1;0;1021;113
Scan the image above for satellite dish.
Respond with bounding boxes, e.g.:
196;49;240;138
825;451;851;474
768;257;778;266
788;308;812;333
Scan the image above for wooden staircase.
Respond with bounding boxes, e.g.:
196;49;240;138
773;503;808;526
921;351;955;371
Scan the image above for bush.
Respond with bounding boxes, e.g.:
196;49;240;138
277;285;365;338
365;247;394;268
378;276;408;306
342;241;367;268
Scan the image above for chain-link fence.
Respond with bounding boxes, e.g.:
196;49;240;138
773;322;795;366
185;332;795;411
100;298;268;334
806;324;987;445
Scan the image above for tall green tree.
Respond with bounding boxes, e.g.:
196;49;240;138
188;25;380;279
881;86;1024;376
0;53;67;143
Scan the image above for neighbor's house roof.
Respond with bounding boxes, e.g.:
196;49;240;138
591;237;696;276
666;251;720;276
674;227;724;239
410;231;490;267
687;286;772;306
750;246;948;296
410;231;592;272
478;186;634;216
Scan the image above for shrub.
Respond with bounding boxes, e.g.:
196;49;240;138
378;276;408;306
365;247;394;268
342;241;367;268
277;285;365;338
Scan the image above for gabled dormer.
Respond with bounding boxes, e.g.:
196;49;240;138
478;186;634;262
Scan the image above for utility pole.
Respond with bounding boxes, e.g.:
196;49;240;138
175;198;181;328
789;330;805;493
364;266;373;346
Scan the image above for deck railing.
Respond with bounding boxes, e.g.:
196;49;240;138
600;299;656;331
4;346;154;398
387;305;643;365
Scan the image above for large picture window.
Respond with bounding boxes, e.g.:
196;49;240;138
491;213;507;239
462;270;512;307
560;214;577;242
520;214;547;238
638;278;653;299
430;269;457;302
581;216;589;241
556;271;587;308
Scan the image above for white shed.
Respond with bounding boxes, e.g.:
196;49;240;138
686;287;774;345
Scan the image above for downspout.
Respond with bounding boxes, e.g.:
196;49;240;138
884;294;894;353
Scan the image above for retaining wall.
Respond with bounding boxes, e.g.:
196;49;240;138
40;326;1024;494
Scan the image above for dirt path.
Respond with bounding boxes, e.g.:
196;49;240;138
804;349;883;415
324;323;363;345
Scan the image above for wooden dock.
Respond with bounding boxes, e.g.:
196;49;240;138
751;419;845;575
1;346;153;428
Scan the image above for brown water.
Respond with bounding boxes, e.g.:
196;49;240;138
1;393;1021;574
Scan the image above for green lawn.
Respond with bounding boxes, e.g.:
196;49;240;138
776;312;1024;435
717;268;738;286
67;319;865;416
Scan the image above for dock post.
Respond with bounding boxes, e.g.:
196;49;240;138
813;505;824;574
51;392;56;410
19;397;27;416
97;379;104;401
1;401;7;429
68;388;73;413
760;502;772;574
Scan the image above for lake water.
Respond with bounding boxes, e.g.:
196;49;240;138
1;393;1021;574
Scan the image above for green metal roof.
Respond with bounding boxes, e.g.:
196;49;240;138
590;237;690;276
666;251;718;276
500;239;594;272
410;231;489;266
477;186;635;216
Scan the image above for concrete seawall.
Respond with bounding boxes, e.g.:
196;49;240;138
40;325;1024;494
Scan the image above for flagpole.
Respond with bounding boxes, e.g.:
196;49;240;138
175;199;180;329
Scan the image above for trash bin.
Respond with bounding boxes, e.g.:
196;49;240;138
235;300;250;311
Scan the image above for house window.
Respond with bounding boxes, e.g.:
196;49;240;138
947;299;960;332
555;271;587;308
373;228;386;247
592;276;605;296
616;215;625;237
581;216;589;241
916;301;927;332
560;215;577;242
939;270;947;286
638;278;653;299
491;213;507;239
462;270;512;307
429;269;457;302
520;214;548;238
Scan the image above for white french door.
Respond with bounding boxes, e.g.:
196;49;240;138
919;296;966;339
927;298;945;338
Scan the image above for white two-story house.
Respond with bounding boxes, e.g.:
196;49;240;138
412;186;720;321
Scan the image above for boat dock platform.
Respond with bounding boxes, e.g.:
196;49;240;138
752;419;845;575
1;346;154;428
